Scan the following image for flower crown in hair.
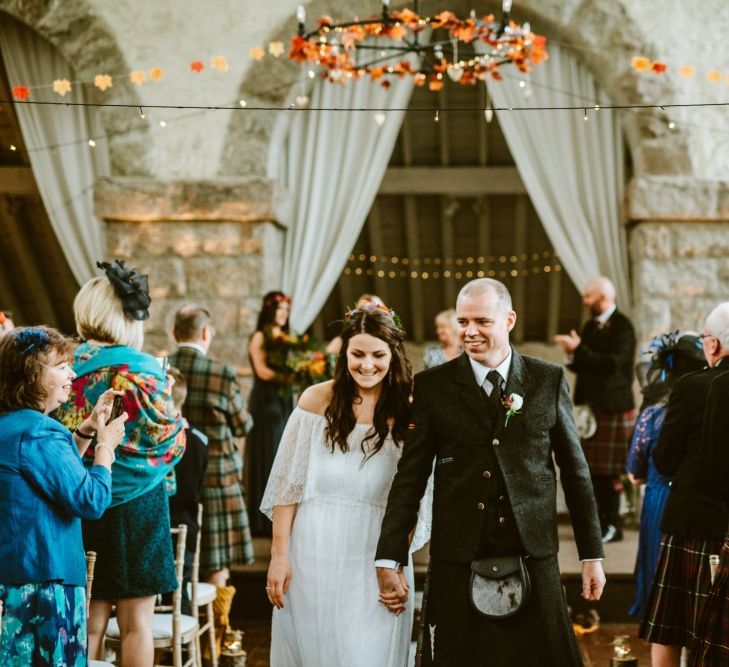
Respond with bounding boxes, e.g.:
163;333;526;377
344;301;404;331
13;327;50;356
97;259;151;321
264;293;292;308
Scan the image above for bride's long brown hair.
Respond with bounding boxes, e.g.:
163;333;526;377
324;308;412;456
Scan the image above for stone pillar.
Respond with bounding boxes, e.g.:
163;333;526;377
95;177;288;371
627;176;729;346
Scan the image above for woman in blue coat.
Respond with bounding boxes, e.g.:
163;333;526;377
0;326;126;666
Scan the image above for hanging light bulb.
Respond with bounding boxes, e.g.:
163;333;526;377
502;0;512;11
484;107;494;123
239;99;247;107
159;120;167;127
374;111;386;127
296;94;310;108
139;106;145;119
583;109;588;122
88;139;96;147
434;109;439;122
9;144;17;151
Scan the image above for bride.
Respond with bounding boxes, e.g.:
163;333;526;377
261;304;430;666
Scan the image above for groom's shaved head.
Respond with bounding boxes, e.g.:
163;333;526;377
457;278;513;314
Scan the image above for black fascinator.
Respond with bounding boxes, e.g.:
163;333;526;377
97;259;151;321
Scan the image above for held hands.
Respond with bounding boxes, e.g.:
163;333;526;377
581;561;606;601
267;554;292;609
376;567;409;616
553;330;582;354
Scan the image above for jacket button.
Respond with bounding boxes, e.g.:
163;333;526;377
492;438;500;446
499;495;507;502
499;517;507;524
482;470;492;479
477;502;485;511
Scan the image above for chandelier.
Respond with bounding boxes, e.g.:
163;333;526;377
289;0;548;92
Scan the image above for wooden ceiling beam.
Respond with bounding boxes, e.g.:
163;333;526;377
380;166;525;195
0;166;39;195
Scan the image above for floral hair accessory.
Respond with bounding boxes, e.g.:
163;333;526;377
0;312;6;325
13;327;50;356
344;301;404;331
643;330;703;383
264;293;292;308
97;259;151;321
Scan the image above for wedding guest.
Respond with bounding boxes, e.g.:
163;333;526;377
0;326;126;665
247;291;295;536
54;260;185;667
640;303;729;667
262;305;429;666
326;294;385;356
166;366;208;615
626;332;705;620
555;276;637;543
168;304;254;585
423;308;460;369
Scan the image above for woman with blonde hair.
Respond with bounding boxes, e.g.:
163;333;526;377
55;260;185;667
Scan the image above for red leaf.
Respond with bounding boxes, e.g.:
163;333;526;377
190;61;204;73
12;85;29;101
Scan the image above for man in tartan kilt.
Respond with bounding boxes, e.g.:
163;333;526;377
555;276;637;543
168;304;255;587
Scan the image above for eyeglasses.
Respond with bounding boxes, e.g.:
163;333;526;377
699;333;716;341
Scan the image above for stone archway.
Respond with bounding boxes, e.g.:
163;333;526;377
0;0;153;176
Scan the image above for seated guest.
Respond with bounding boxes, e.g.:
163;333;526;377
0;326;125;665
423;308;461;369
54;260;185;667
167;366;209;615
640;303;729;667
626;332;705;621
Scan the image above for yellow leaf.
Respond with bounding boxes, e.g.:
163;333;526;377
707;69;722;83
678;66;694;78
94;74;113;91
129;70;147;85
268;41;285;57
210;55;230;71
249;46;265;61
149;67;165;81
52;78;72;96
630;56;651;73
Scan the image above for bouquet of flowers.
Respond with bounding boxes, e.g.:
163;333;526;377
286;348;330;391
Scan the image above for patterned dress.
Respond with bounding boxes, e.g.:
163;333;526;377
625;403;670;619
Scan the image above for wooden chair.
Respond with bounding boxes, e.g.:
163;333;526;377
85;551;115;667
189;504;217;667
105;525;199;667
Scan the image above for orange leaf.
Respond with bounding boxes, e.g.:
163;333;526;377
428;77;444;91
317;15;333;28
391;8;420;26
431;11;459;29
651;61;667;73
190;61;204;73
678;65;694;78
631;56;651;73
12;85;29;101
369;66;385;80
707;70;722;83
384;23;408;41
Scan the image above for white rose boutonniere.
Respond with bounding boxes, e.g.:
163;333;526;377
501;393;524;427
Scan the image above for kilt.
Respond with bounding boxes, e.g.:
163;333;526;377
419;555;581;666
201;479;255;573
640;533;722;647
581;409;636;476
690;539;729;666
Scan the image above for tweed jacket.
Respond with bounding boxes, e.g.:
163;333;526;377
569;309;636;413
167;346;249;487
654;363;726;540
376;348;604;565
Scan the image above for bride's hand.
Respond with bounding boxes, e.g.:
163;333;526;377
267;555;291;609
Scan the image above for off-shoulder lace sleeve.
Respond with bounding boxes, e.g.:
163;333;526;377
260;408;320;519
410;467;433;554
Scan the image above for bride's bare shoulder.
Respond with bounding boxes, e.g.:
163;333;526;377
298;380;334;416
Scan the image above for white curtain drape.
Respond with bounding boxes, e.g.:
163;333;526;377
269;63;417;332
482;43;631;309
0;18;110;285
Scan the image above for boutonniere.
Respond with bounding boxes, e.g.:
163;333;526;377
501;393;524;427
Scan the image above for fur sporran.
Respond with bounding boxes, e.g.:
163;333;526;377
469;555;531;619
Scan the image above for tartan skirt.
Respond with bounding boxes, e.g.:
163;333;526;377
690;538;729;666
201;479;255;573
582;409;637;476
640;533;722;647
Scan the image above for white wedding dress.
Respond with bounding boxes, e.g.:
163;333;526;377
261;407;431;667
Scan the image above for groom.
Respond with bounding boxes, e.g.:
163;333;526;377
376;278;605;666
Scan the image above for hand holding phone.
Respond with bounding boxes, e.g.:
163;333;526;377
109;395;125;423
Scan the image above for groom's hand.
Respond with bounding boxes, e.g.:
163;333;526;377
581;560;606;601
377;567;409;616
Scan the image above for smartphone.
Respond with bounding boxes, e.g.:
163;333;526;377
109;394;125;422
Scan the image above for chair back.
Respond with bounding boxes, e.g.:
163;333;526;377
85;551;97;615
190;504;203;616
156;524;188;615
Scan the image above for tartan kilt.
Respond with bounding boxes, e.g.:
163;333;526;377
200;479;255;573
581;408;636;476
640;533;722;647
690;539;729;666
